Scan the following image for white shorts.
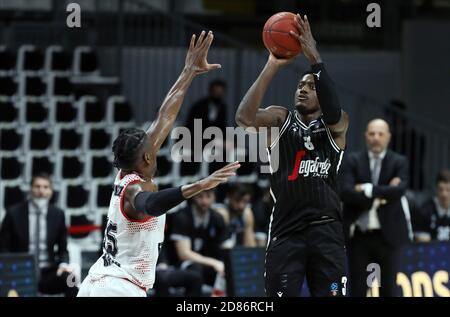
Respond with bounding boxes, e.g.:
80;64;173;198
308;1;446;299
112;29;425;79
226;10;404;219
77;274;147;297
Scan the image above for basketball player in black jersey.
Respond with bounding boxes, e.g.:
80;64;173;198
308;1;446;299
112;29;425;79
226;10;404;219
236;14;349;297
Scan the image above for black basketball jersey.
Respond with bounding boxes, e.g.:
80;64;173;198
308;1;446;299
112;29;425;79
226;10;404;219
266;110;345;242
427;199;450;241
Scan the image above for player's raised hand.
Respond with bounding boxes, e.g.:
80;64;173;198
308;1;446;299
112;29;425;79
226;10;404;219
199;161;240;191
185;30;222;75
267;51;295;68
289;14;322;64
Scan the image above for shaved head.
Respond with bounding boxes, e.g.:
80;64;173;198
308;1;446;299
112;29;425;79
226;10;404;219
365;118;391;154
367;119;390;133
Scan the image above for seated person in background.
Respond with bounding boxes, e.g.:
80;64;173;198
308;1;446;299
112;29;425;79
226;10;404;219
0;173;77;297
251;185;273;247
170;189;227;289
412;170;450;242
216;183;257;248
153;242;202;297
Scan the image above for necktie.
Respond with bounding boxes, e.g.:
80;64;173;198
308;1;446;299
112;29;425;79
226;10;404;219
372;155;381;185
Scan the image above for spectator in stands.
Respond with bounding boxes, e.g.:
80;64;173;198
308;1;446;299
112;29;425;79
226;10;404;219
169;189;227;290
216;183;257;248
153;243;203;297
412;170;450;242
182;79;229;174
251;185;273;247
185;79;228;134
0;173;77;297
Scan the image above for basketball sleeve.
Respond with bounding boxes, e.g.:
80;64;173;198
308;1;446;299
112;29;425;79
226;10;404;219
310;63;342;125
134;187;185;217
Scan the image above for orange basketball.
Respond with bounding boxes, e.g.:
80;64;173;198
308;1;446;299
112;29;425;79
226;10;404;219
262;12;302;59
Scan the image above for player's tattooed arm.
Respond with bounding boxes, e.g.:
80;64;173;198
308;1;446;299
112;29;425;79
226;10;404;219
235;53;289;140
146;31;221;155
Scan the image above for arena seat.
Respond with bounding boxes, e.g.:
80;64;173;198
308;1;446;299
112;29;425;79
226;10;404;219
0;128;22;152
88;128;111;150
2;185;25;208
89;155;113;179
44;46;72;73
30;156;54;178
0;76;17;96
61;156;84;179
17;45;44;72
106;96;133;123
27;127;52;151
53;100;78;123
57;127;82;151
25;101;48;123
0;101;18;126
1;157;23;179
0;46;16;74
47;74;73;96
73;47;99;76
66;184;89;208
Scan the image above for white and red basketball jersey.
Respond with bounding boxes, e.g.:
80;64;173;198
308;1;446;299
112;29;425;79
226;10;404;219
87;171;165;290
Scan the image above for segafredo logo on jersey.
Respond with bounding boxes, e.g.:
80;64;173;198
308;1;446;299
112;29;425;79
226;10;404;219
287;150;331;181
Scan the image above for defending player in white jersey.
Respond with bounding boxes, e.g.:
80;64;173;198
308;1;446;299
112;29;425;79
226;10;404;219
77;31;240;297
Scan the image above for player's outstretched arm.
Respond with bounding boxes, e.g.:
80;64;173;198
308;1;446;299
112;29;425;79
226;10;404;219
235;53;289;131
125;162;240;218
146;31;221;154
290;14;349;149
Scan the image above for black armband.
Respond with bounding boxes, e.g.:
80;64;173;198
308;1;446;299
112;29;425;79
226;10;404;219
311;63;342;125
134;186;185;217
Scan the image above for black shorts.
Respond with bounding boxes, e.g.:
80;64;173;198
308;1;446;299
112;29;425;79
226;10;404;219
265;220;348;297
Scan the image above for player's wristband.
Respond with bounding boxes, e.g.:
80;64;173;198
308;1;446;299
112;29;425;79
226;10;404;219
134;186;184;217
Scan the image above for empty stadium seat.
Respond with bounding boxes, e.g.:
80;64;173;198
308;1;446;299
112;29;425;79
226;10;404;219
62;156;84;179
83;99;105;123
17;45;44;72
73;47;99;75
89;128;110;150
29;128;52;150
1;157;23;179
47;74;72;96
0;101;18;124
0;47;16;73
69;214;95;239
58;128;82;150
97;184;113;207
25;101;48;123
20;75;46;97
54;100;77;123
0;129;22;151
91;156;112;178
66;185;89;208
0;76;17;96
107;96;133;123
3;186;25;208
31;156;54;176
45;46;72;73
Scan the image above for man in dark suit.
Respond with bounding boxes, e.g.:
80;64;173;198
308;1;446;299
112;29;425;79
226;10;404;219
0;173;78;297
340;119;411;297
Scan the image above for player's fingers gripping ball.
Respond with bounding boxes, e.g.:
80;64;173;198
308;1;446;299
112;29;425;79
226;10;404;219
262;12;303;59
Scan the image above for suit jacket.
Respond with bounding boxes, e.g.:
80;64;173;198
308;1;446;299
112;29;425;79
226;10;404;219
0;201;69;267
339;150;410;248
